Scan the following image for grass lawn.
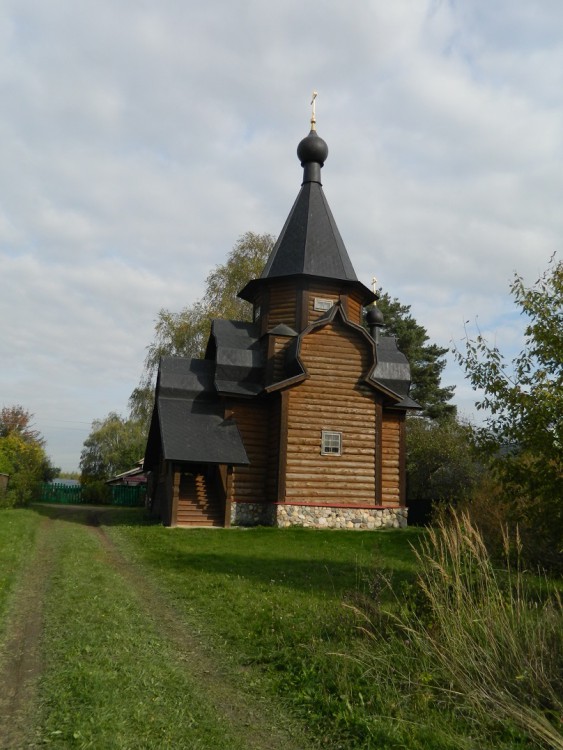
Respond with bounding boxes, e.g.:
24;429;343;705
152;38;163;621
1;506;554;749
106;513;538;750
37;517;253;750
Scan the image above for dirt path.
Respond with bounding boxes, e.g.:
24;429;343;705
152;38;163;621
0;507;312;750
87;512;310;750
0;516;55;749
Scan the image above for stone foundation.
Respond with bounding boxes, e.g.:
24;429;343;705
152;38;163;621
231;502;408;529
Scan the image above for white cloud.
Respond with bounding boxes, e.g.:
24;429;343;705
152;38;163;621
0;0;561;469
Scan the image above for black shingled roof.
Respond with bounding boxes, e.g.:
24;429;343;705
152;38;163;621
157;399;249;465
144;356;250;469
369;335;413;399
208;319;264;396
239;129;375;305
260;181;357;281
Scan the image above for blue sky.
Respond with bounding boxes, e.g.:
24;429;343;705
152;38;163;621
1;0;561;471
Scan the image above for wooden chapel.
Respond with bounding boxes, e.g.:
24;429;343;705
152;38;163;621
144;112;419;528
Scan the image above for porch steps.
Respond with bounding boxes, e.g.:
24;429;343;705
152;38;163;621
176;473;223;527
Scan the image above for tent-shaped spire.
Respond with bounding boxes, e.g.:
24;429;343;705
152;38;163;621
239;126;374;305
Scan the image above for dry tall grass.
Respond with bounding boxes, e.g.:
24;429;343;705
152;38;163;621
354;512;563;748
406;513;562;748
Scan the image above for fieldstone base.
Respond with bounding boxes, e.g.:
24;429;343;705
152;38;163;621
231;502;408;529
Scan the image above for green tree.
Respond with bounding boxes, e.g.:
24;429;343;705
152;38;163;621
407;416;482;506
376;293;456;419
0;404;44;445
80;413;146;484
130;231;275;424
0;406;59;506
454;255;563;570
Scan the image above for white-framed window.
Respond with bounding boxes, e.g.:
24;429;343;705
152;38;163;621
253;305;261;322
313;297;334;312
321;430;342;456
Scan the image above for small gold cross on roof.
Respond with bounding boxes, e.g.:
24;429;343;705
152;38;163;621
310;90;318;131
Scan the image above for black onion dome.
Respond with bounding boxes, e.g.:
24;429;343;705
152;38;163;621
366;307;385;327
297;130;329;166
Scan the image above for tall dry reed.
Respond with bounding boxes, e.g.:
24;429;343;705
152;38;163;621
402;512;562;748
347;512;562;748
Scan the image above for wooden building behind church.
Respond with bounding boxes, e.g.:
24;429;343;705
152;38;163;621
144;120;419;528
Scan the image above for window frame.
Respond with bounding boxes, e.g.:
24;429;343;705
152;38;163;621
321;430;342;456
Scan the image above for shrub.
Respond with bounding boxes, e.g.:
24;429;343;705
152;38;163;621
81;481;111;505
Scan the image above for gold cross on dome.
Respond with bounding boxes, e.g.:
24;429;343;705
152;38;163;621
310;90;318;131
372;276;378;295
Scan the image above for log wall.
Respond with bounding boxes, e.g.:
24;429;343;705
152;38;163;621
270;335;293;384
283;320;381;505
231;400;269;502
381;413;402;507
264;280;367;333
266;394;281;503
306;283;365;327
266;282;297;330
346;292;364;326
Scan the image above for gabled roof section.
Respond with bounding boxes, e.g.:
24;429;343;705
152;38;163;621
369;335;416;403
158;357;216;400
144;356;250;469
265;302;417;408
239;129;375;305
208;319;264;396
268;323;298;337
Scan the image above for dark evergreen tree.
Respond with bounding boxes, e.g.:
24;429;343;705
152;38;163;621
376;292;456;420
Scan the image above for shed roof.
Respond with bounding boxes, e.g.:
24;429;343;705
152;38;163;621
369;335;413;400
157;398;249;465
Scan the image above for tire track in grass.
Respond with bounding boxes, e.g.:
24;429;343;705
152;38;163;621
0;506;314;749
0;516;55;749
86;512;314;750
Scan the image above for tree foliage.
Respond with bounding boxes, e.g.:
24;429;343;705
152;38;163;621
376;293;456;420
80;412;146;484
455;255;563;570
145;230;274;369
407;416;482;505
0;404;45;445
0;405;58;507
130;231;275;423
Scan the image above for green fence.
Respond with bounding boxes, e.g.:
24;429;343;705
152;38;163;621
39;483;146;507
40;483;86;504
109;485;147;507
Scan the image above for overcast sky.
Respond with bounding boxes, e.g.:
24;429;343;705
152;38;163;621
1;1;561;471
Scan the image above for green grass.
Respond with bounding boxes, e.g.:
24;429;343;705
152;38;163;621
1;507;557;749
35;519;252;750
105;519;501;750
0;508;41;627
